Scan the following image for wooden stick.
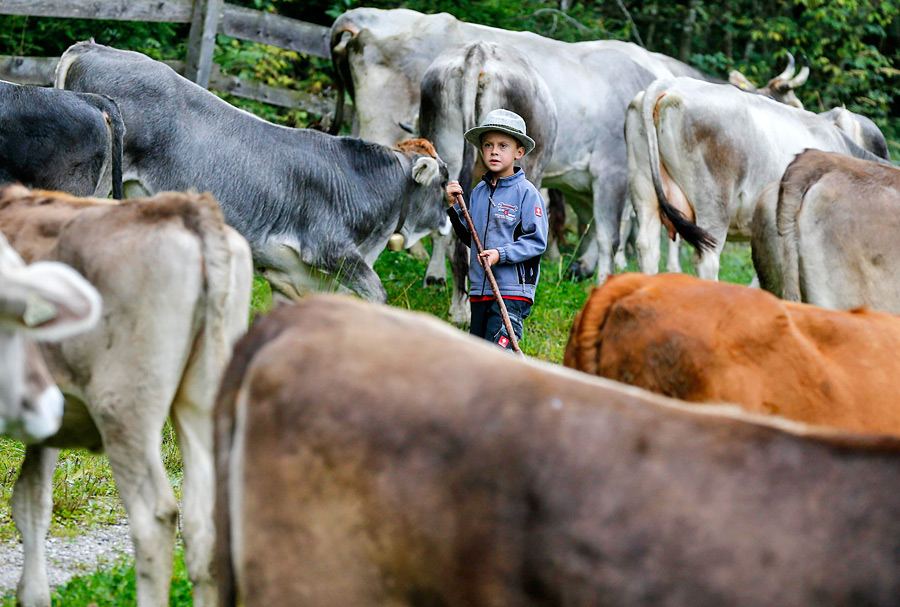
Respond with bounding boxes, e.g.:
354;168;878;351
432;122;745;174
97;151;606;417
455;192;524;356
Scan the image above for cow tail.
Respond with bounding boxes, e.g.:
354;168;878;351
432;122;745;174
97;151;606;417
104;97;125;200
642;84;717;252
776;153;820;302
328;30;355;136
563;273;650;374
79;93;125;200
459;43;487;196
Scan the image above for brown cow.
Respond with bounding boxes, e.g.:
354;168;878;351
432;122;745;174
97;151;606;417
0;185;252;607
216;294;900;607
565;272;900;435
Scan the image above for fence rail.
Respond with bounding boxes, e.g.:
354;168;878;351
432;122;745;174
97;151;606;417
0;0;339;118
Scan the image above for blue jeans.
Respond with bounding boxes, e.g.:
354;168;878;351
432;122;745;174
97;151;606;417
469;298;532;350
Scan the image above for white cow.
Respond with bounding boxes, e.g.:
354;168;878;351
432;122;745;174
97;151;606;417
0;186;252;607
329;7;713;319
0;232;100;442
626;77;889;280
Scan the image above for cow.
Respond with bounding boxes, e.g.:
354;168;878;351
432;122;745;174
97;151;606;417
0;185;253;607
727;52;810;109
564;272;900;435
819;106;891;160
625;77;890;281
751;149;900;313
55;41;450;303
0;232;100;442
329;7;714;303
418;41;558;320
0;80;124;199
216;293;900;607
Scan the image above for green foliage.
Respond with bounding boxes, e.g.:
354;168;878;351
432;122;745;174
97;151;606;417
0;16;186;59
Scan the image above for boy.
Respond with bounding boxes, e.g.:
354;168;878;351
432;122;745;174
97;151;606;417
446;108;548;350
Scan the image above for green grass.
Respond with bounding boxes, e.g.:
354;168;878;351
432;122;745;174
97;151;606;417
0;233;753;606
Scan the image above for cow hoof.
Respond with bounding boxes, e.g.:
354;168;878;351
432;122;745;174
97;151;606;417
424;276;446;288
566;262;594;282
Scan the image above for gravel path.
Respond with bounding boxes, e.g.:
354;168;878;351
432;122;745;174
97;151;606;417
0;522;133;594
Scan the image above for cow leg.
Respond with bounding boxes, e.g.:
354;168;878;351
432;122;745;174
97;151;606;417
566;199;599;279
615;201;635;270
327;248;388;303
695;243;725;281
424;231;450;287
666;234;683;273
12;445;59;607
102;417;178;607
171;383;217;607
590;171;626;285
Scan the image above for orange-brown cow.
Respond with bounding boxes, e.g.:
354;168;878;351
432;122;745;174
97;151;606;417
565;272;900;435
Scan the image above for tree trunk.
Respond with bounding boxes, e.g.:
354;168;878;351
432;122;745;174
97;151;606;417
678;0;698;63
646;3;657;50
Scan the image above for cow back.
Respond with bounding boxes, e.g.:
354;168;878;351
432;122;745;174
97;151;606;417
219;293;900;606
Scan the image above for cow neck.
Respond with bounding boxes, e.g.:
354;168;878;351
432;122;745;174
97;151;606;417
394;193;410;235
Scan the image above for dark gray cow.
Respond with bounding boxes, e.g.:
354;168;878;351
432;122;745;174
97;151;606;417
0;80;123;198
216;293;900;607
0;232;100;442
56;42;450;303
753;149;900;312
419;41;558;321
330;7;712;294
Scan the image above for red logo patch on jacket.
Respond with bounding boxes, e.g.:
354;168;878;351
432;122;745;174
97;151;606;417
535;206;543;217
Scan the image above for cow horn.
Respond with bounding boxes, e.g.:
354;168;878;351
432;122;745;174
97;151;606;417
398;121;415;134
787;57;809;89
775;52;796;81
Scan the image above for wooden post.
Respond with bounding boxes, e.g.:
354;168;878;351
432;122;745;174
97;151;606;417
185;0;223;87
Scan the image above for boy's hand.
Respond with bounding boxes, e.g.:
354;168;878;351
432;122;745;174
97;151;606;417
446;180;463;206
479;249;500;267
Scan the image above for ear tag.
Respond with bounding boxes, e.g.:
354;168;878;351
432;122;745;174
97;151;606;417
24;294;57;327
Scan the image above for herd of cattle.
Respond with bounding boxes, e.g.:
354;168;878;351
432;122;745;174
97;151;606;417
2;6;900;607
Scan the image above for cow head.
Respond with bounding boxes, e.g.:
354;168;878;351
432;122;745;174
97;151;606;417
395;138;451;248
330;9;457;145
0;233;101;442
729;52;809;109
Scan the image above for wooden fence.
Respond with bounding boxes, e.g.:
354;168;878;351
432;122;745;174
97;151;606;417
0;0;343;118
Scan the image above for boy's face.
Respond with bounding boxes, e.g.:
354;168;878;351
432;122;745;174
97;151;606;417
480;131;525;179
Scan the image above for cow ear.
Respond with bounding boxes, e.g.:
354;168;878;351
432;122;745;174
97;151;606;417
412;156;441;185
0;262;102;342
728;70;755;91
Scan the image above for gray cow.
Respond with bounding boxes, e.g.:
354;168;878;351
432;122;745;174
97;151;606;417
56;41;450;303
0;80;124;198
752;148;900;312
329;7;712;292
418;41;558;321
0;232;100;442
